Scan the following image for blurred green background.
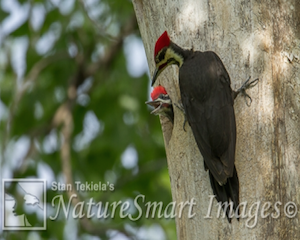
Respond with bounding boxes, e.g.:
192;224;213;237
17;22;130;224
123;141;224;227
0;0;175;239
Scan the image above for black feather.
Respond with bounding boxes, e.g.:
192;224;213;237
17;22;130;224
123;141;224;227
177;48;240;222
209;166;239;222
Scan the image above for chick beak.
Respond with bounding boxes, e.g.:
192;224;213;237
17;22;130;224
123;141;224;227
145;99;163;115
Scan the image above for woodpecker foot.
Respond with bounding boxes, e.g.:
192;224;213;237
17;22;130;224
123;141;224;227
174;102;187;132
235;76;259;106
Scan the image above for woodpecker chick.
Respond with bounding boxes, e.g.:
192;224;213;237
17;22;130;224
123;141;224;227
146;86;174;122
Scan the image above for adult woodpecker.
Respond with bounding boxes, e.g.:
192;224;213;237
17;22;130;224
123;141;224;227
151;31;258;222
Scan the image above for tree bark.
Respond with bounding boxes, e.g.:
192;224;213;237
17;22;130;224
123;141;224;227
132;0;300;239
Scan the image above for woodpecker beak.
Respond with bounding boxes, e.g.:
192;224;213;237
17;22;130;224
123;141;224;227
151;103;164;115
145;99;164;115
146;96;172;115
145;99;161;112
151;68;159;86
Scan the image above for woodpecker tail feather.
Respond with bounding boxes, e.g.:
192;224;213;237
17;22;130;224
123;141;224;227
208;166;239;223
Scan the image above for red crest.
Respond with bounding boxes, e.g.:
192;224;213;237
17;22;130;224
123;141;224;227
151;86;168;100
154;31;171;57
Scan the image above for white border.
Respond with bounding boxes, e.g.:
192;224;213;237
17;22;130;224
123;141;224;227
2;178;47;231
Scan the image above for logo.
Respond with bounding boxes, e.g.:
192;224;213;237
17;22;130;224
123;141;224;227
2;179;46;230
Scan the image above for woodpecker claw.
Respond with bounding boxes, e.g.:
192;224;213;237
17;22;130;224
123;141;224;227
174;102;187;132
235;76;259;106
243;92;253;107
183;119;187;132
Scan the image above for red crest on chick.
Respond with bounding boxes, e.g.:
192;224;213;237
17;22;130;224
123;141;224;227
151;86;168;100
154;31;171;57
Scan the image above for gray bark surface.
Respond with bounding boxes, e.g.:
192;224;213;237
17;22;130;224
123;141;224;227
132;0;300;239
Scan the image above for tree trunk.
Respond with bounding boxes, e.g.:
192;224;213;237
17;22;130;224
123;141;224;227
132;0;300;239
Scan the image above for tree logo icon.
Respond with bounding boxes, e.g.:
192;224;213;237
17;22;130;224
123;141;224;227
2;179;46;230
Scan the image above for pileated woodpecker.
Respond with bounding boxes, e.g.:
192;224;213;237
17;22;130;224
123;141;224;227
146;86;174;122
150;31;258;222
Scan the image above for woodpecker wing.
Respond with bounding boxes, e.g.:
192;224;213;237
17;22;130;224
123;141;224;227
179;51;236;185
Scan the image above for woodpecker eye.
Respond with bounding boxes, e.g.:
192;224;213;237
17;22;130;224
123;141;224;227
156;48;167;64
160;94;170;100
155;57;160;64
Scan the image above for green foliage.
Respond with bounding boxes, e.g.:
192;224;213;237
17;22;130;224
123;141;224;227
0;0;176;239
